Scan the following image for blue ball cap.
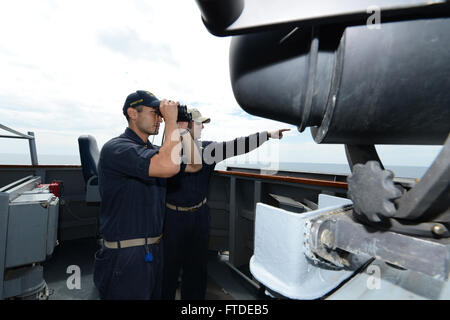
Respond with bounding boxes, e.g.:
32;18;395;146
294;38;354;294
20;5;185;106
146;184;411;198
123;90;161;116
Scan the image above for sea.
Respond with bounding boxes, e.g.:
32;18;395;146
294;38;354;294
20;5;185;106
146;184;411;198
0;153;429;179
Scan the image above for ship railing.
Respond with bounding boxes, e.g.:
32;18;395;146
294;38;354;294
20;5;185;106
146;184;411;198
0;124;38;165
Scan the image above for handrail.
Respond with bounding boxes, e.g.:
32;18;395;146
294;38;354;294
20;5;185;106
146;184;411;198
215;170;348;189
0;164;348;189
0;124;38;165
0;165;81;169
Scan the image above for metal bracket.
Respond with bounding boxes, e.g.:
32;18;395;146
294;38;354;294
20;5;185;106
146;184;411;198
395;133;450;221
345;144;384;171
308;209;450;280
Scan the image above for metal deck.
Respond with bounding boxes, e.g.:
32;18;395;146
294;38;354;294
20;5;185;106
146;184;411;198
42;238;259;300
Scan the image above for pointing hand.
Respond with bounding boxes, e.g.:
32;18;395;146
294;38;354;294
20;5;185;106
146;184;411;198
268;129;290;139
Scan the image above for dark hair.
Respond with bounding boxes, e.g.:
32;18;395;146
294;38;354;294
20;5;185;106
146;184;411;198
125;105;144;122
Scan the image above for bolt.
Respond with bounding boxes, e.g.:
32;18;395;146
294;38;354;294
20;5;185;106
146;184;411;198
431;224;446;237
321;229;335;249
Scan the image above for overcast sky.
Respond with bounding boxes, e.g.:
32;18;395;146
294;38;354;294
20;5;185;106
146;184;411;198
0;0;442;169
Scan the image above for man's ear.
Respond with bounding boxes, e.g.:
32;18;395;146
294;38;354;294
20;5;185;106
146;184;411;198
127;107;137;121
188;121;193;129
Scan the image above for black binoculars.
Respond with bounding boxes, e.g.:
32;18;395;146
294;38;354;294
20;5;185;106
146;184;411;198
154;104;192;122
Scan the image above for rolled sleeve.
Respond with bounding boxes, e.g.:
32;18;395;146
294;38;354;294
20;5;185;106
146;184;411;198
102;141;159;181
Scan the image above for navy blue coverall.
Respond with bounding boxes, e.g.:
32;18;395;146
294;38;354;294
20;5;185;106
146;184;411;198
162;132;269;300
93;127;181;300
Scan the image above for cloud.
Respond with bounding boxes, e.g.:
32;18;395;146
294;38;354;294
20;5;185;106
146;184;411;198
0;46;14;56
98;28;178;66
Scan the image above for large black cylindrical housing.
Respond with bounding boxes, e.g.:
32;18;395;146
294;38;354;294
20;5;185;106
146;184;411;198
229;18;450;145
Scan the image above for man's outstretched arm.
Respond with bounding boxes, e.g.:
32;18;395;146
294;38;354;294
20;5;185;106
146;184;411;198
206;129;290;163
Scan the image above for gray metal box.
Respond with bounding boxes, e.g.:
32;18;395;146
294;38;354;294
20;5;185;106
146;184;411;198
46;196;59;256
5;193;59;268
